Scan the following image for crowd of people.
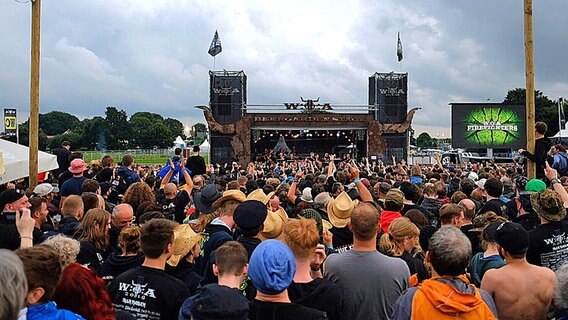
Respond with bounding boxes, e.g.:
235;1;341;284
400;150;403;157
2;134;568;319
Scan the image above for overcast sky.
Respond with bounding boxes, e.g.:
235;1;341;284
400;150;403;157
1;0;567;137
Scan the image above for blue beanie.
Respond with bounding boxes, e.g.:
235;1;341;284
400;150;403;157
248;240;296;295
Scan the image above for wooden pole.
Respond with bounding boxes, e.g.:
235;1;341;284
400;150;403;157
524;0;536;179
29;0;41;187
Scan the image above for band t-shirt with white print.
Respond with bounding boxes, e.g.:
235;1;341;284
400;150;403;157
107;265;190;320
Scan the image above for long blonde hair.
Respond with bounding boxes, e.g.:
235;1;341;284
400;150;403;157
76;208;110;252
379;217;420;257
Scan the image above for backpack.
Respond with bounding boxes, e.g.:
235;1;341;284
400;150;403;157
112;170;128;196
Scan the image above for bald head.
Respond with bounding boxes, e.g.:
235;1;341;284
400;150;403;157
164;183;177;198
458;199;476;221
112;203;134;229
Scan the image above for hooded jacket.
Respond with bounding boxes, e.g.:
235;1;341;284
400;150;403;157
391;276;497;320
97;252;144;283
419;198;442;227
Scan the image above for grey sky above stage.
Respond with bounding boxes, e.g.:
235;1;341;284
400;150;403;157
1;0;567;137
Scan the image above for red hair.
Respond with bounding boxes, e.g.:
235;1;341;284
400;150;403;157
52;263;115;320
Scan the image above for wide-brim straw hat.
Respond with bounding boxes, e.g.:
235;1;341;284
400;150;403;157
247;189;275;205
213;189;246;209
260;210;286;240
167;224;204;267
327;191;358;228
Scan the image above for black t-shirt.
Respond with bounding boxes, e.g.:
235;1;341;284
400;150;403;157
156;189;191;224
186;155;206;177
248;300;328;320
330;226;353;249
288;278;343;320
478;198;510;218
527;221;568;271
76;241;109;272
461;224;482;254
107;265;190;320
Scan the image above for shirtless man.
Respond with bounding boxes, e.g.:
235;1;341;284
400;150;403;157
481;221;556;320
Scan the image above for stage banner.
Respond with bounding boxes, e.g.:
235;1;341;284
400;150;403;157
451;103;526;149
3;108;17;137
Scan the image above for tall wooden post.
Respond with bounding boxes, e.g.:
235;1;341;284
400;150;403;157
524;0;536;179
29;0;41;187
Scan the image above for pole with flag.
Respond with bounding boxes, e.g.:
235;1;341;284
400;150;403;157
208;30;222;71
559;97;566;140
397;32;403;72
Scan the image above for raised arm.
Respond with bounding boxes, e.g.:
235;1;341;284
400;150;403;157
349;164;373;202
545;162;568;207
287;170;303;204
160;159;175;189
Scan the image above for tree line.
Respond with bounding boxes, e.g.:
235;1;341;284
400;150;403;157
12;106;189;151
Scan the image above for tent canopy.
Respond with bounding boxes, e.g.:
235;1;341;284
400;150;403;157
0;139;58;184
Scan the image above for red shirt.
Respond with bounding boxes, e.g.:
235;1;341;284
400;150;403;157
380;210;402;233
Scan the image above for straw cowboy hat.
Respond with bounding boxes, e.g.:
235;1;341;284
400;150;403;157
247;189;275;205
260;210;286;240
271;206;288;221
327;191;358;228
213;189;246;209
167;224;204;267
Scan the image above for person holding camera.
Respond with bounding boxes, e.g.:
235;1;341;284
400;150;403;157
518;121;552;180
0;189;34;250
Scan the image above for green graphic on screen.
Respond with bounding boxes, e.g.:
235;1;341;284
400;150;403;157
463;107;523;146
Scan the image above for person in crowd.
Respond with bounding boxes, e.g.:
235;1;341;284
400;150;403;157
326;191;356;249
509;177;544;231
81;179;100;194
165;224;204;296
325;202;410;319
248;239;327;319
379;189;405;233
551;144;568;177
468;220;506;288
94;155;115;183
0;189;33;250
482;222;556;320
107;219;189;320
285;217;343;320
179;241;250;320
98;226;144;283
458;198;480;253
379;217;429;282
53;263;134;320
15;245;85;320
32;183;60;222
527;185;568;271
403;209;429;230
399;182;429;218
123;182;155;217
52;141;71;179
81;192;100;212
419;186;442;227
0;250;28;320
42;234;81;269
157;158;194;223
478;177;510;218
115;154;141;195
75;208;111;271
555;263;568;320
439;203;465;228
518;121;552;180
59;159;88;206
186;146;206;178
108;204;134;253
57;195;83;237
28;196;49;242
392;227;498;319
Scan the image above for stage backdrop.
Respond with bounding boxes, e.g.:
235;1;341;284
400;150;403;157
451;103;526;149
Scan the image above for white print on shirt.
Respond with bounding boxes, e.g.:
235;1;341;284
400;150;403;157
119;281;157;300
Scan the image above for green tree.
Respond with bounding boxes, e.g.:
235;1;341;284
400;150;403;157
105;106;129;150
416;132;434;148
75;117;109;150
164;118;185;140
39;111;80;135
17;120;49;150
504;88;558;136
193;122;207;133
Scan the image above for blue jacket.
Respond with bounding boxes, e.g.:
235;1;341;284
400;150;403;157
25;301;84;320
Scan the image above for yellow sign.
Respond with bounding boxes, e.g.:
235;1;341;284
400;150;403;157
4;116;16;130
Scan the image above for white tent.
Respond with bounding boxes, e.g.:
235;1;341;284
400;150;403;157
553;129;568;138
0;139;58;183
173;136;186;149
199;139;210;155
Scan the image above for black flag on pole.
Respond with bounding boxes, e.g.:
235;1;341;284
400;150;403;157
560;97;566;130
208;30;222;57
397;32;403;62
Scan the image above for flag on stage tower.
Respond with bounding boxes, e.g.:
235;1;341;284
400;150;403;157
208;30;222;57
560;97;566;130
397;32;403;62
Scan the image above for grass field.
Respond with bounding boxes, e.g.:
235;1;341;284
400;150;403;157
82;151;209;165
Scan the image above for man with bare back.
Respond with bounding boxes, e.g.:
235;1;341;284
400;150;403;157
482;221;556;320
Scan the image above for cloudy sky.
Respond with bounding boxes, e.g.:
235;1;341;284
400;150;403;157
1;0;567;137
